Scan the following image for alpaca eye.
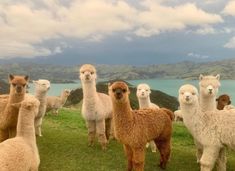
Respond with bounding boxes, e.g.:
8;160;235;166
12;83;16;87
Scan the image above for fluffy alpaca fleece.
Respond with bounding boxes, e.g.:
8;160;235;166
199;74;220;112
136;83;159;153
33;79;50;136
0;95;40;171
109;81;173;171
179;84;235;171
46;89;71;115
0;74;29;142
80;64;113;150
216;94;231;110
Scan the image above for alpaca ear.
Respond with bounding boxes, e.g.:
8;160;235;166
199;74;204;81
9;74;14;81
216;74;220;80
11;102;22;109
24;75;29;82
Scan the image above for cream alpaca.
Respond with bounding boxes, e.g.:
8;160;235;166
33;79;50;136
136;83;159;153
179;84;235;171
0;95;40;171
109;81;173;171
46;89;71;115
80;64;112;150
198;74;225;170
0;74;29;142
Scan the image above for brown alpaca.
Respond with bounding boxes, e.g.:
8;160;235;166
216;94;231;110
0;74;29;142
109;81;173;171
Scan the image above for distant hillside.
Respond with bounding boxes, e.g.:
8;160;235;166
66;81;179;111
1;59;235;82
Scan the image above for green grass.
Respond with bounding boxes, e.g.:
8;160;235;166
38;109;235;171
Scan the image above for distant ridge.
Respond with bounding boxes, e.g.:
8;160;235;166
0;58;235;82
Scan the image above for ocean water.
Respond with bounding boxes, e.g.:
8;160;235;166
28;79;235;105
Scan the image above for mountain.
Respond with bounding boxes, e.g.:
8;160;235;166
0;59;235;82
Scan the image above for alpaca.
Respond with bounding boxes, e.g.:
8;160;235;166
216;94;231;110
109;81;173;171
46;89;71;115
179;84;235;171
199;74;220;112
0;95;40;171
0;74;29;142
33;79;50;136
198;74;226;170
80;64;113;150
136;83;159;153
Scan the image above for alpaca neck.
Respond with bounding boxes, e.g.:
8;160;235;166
17;109;36;149
35;90;47;103
81;81;97;99
112;99;133;126
200;94;216;111
138;97;151;109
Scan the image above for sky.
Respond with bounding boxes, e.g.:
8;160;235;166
0;0;235;65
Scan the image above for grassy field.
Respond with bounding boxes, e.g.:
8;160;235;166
38;108;235;171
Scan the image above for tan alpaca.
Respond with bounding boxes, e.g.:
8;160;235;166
46;89;71;115
80;64;113;150
0;74;29;142
0;95;40;171
109;81;173;171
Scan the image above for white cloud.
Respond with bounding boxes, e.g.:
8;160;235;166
188;52;209;59
0;0;224;58
224;37;235;48
223;0;235;16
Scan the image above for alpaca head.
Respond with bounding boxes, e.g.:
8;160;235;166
136;83;151;99
216;94;231;109
9;74;29;95
33;79;50;93
62;89;71;97
109;81;130;104
178;84;198;106
79;64;97;83
199;74;220;97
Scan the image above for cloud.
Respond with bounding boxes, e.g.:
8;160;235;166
223;0;235;16
187;52;209;59
0;0;224;58
224;37;235;48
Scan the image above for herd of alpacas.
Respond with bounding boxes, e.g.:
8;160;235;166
0;63;234;171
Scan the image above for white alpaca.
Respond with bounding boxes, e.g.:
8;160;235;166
79;64;113;150
0;95;40;171
199;74;220;112
198;74;225;170
33;79;50;136
46;89;71;115
136;83;159;153
179;84;235;171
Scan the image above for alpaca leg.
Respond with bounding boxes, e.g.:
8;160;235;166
200;147;220;171
123;144;133;171
86;120;96;147
8;127;16;138
155;139;171;169
215;148;226;171
96;119;107;150
132;147;145;171
35;118;42;136
105;118;112;141
0;129;9;142
149;141;157;153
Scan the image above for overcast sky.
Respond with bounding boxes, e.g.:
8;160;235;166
0;0;235;65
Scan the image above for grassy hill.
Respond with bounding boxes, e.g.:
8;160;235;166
39;108;235;171
1;59;235;83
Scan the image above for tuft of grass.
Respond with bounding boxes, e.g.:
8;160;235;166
38;109;235;171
